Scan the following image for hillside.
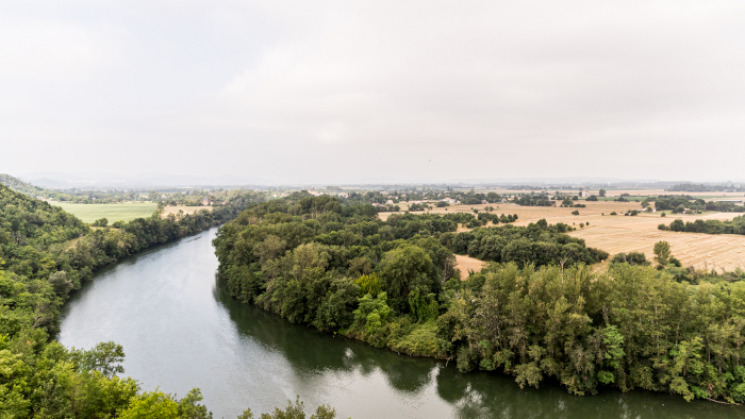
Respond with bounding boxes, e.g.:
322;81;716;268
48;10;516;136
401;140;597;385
0;173;49;199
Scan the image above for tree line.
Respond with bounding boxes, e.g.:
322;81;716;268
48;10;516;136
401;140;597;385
659;216;745;235
655;195;745;214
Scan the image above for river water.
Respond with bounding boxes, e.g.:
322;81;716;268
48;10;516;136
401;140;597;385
58;228;741;418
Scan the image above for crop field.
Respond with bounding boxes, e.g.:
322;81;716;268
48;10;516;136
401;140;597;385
161;205;213;218
383;200;745;272
53;202;158;224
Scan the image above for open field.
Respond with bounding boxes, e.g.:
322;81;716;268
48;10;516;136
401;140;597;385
379;200;643;222
161;205;213;218
454;254;487;276
53;202;158;224
382;201;745;272
566;212;745;272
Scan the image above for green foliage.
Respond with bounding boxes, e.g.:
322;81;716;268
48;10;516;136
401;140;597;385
355;273;380;296
119;390;179;418
389;322;443;357
380;244;439;313
448;221;606;268
69;341;125;378
178;388;213;419
661;215;745;235
512;193;553;206
239;396;335;419
431;263;745;400
610;252;649;266
653;241;671;268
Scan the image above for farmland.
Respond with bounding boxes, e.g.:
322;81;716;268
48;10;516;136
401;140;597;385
51;201;159;224
382;198;745;272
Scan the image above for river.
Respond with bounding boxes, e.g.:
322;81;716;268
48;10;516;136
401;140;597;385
58;228;741;418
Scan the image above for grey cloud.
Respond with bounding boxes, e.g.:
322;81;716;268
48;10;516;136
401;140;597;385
2;0;745;184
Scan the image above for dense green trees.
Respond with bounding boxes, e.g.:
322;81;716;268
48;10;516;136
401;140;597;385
660;216;745;235
653;195;744;214
444;222;606;267
611;252;649;266
440;262;745;402
512;194;553;206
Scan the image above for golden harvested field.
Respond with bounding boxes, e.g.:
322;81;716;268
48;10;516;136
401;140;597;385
161;205;213;218
382;201;745;272
566;212;745;272
454;254;487;276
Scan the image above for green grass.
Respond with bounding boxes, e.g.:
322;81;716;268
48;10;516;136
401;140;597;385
53;202;159;224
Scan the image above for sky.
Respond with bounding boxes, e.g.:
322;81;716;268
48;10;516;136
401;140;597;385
2;0;745;185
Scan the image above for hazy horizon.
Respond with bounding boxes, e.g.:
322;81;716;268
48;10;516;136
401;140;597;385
3;1;745;184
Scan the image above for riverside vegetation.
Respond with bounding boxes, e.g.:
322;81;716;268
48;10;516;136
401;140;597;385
214;193;745;404
0;183;341;417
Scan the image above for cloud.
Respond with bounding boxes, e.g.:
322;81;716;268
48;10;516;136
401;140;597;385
2;0;745;183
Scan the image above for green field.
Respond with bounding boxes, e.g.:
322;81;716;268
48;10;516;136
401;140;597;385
53;202;159;224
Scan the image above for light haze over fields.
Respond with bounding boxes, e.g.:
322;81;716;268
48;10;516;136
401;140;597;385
2;1;745;185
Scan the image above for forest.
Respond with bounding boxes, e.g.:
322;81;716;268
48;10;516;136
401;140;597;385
213;194;745;403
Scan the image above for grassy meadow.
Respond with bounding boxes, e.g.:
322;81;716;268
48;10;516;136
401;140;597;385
53;202;158;224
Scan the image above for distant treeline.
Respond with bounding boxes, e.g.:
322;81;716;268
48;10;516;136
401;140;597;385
668;183;745;193
659;215;745;235
346;189;503;205
512;193;553;206
654;195;745;214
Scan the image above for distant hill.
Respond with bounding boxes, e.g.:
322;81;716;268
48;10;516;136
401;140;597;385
0;173;142;203
0;173;49;199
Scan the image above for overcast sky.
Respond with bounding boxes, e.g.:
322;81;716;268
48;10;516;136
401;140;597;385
2;1;745;185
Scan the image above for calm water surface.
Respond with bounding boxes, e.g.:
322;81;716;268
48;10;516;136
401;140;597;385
59;228;742;418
